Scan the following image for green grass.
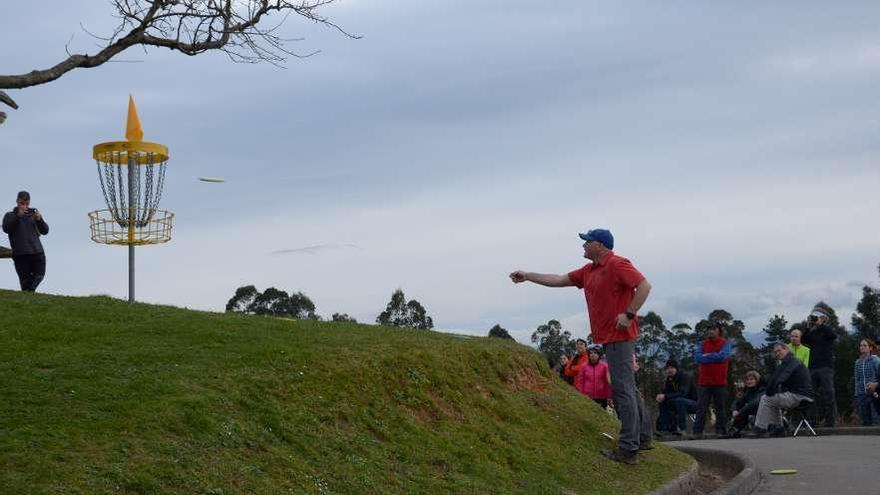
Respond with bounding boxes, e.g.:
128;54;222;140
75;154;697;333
0;290;691;494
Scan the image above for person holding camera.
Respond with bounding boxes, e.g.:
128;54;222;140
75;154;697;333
2;191;49;292
801;305;838;427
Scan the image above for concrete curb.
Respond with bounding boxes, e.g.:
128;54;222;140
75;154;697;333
647;447;761;495
655;425;880;442
647;458;699;495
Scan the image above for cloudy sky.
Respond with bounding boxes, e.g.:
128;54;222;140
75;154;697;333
2;1;878;344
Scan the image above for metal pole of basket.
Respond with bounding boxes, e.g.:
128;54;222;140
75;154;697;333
128;153;136;303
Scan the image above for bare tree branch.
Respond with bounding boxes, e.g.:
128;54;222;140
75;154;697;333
0;0;359;90
0;90;17;124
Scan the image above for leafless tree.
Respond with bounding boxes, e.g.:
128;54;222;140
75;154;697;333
0;0;357;123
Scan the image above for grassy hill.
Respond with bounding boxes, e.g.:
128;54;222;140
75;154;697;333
0;290;691;494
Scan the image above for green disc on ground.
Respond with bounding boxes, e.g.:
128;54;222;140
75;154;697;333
770;469;798;475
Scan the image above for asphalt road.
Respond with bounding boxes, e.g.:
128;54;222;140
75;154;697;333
667;435;879;495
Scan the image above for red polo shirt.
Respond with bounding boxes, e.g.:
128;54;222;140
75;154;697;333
567;251;646;345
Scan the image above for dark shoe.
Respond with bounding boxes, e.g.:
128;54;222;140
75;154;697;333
719;429;740;439
601;448;639;465
769;425;787;438
745;428;768;439
687;432;705;440
639;442;654;451
670;429;684;437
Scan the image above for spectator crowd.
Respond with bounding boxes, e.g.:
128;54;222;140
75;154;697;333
557;304;880;439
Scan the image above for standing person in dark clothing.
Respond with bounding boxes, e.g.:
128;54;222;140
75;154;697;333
631;354;653;450
693;321;731;437
748;342;813;438
510;227;652;465
802;305;838;427
2;191;49;292
655;359;697;436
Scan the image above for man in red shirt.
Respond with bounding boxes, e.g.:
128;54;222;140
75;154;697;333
510;228;652;464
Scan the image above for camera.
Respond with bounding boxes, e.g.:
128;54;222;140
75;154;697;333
808;315;818;323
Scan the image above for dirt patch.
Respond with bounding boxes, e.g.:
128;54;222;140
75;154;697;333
430;393;465;421
405;392;465;425
692;464;726;494
530;394;552;411
505;367;550;393
474;384;491;400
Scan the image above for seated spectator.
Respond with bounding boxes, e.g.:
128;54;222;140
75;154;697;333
748;342;813;438
723;370;765;438
576;344;612;408
854;339;880;426
562;339;590;386
655;359;697;436
869;380;880;414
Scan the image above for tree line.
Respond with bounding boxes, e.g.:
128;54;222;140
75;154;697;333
225;286;433;329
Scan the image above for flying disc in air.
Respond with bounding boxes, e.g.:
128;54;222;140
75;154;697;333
770;469;798;475
198;177;225;183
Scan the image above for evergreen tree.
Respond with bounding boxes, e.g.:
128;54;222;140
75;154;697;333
225;285;259;314
250;287;292;316
288;291;320;320
667;323;697;370
376;289;434;330
760;314;789;377
331;313;357;323
488;324;514;340
635;311;669;365
852;265;880;342
531;319;576;368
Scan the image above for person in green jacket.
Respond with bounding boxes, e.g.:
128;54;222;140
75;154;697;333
788;329;810;368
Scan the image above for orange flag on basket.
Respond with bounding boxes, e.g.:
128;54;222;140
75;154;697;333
125;95;144;142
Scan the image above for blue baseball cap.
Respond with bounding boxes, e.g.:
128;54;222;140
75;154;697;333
578;228;613;249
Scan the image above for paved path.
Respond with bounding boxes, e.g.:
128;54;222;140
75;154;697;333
667;436;880;495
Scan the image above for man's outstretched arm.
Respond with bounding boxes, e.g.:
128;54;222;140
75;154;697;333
509;271;574;288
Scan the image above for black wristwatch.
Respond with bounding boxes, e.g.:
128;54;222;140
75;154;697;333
625;311;636;320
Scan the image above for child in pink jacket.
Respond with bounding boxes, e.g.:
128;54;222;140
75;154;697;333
577;344;612;408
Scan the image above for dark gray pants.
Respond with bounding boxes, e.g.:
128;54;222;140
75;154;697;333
12;253;46;292
810;367;837;427
606;341;640;452
694;386;727;435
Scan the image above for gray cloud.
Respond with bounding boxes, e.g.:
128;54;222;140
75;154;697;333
2;1;879;345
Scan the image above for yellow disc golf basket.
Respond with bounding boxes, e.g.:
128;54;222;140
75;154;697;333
89;96;174;302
